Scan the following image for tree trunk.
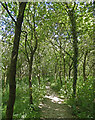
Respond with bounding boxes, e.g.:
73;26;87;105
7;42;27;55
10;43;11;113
63;53;65;80
69;65;72;79
54;63;57;82
83;51;88;81
93;52;95;119
6;3;27;119
68;8;78;97
69;61;73;79
63;53;67;93
59;41;62;86
93;1;95;118
54;51;58;82
29;55;33;104
59;71;62;86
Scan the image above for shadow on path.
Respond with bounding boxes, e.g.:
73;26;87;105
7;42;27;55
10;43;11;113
39;85;73;119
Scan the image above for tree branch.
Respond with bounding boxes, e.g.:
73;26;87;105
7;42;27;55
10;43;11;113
0;2;17;25
22;30;33;52
50;40;74;61
33;3;38;54
25;19;34;51
72;2;76;11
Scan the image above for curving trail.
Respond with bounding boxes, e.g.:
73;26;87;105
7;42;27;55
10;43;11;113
39;85;74;119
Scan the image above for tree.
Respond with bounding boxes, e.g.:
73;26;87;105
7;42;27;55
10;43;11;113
1;2;94;119
0;2;27;119
93;1;95;118
65;3;78;97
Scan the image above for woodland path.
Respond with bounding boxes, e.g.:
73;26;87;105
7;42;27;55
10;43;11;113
39;83;74;119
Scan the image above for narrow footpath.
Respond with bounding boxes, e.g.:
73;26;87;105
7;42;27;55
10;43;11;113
39;85;74;119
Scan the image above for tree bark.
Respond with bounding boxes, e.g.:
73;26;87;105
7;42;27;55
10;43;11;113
6;3;27;119
68;7;78;97
93;1;95;118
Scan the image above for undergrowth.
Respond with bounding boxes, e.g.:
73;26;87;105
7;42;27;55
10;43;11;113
59;76;93;118
2;77;46;119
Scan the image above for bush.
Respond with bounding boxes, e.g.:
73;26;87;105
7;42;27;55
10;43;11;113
2;77;46;119
67;76;93;118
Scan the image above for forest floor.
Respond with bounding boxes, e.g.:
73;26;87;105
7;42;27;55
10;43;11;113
39;83;74;119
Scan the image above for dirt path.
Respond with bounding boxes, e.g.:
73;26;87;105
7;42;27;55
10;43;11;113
39;85;74;119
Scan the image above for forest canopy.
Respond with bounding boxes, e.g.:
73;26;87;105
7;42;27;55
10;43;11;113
0;1;95;119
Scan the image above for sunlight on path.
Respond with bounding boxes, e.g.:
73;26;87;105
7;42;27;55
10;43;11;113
44;86;64;104
39;84;73;119
45;95;64;104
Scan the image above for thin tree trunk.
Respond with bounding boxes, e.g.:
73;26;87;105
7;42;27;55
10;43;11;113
24;3;38;105
54;63;57;82
63;53;65;80
59;71;62;86
36;49;41;86
6;3;27;119
29;55;33;104
83;51;88;81
54;52;58;82
69;62;73;79
59;41;62;86
63;53;67;93
69;65;72;79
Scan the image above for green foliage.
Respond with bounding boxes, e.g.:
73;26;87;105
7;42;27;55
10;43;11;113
59;78;73;99
51;80;62;92
1;2;94;119
2;77;46;119
66;76;93;118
